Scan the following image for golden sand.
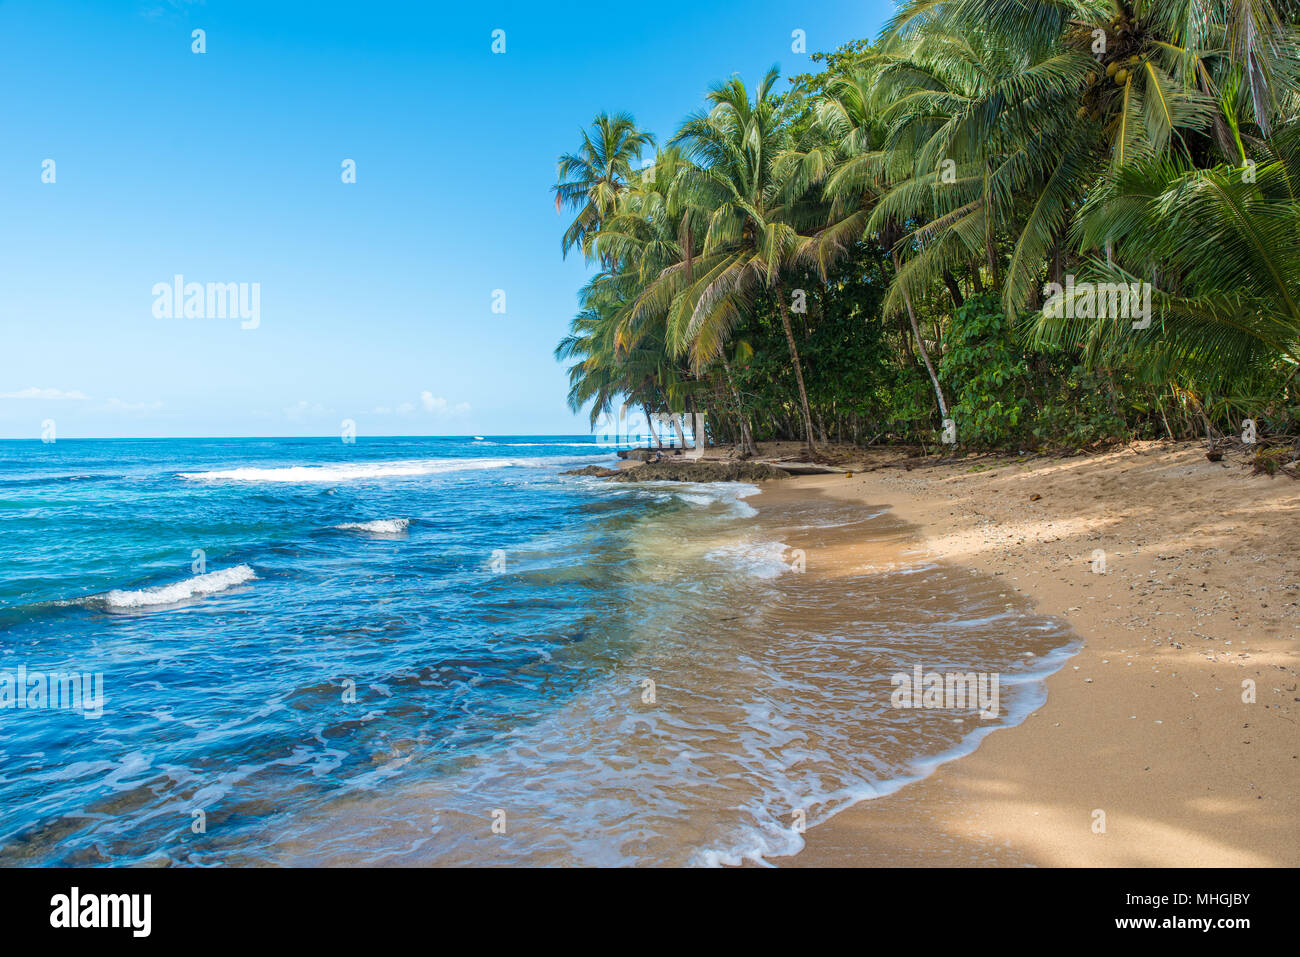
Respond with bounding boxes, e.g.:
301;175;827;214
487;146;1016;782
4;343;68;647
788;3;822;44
748;440;1299;867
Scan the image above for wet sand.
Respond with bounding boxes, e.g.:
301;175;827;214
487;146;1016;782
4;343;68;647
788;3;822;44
751;440;1299;867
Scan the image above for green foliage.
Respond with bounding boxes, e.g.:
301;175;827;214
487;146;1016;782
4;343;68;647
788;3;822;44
723;244;938;443
1028;365;1131;449
940;295;1141;449
940;295;1031;446
552;3;1300;452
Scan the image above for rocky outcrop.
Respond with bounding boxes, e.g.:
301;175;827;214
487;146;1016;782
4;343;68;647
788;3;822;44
615;448;686;461
561;465;623;477
604;461;790;482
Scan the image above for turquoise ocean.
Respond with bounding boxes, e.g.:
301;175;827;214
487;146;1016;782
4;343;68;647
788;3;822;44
0;436;1075;865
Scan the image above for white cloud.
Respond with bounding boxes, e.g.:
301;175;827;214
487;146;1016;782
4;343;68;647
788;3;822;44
362;395;472;417
420;391;470;416
0;387;90;400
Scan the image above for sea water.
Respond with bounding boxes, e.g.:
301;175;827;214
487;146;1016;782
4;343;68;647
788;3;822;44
0;436;1075;865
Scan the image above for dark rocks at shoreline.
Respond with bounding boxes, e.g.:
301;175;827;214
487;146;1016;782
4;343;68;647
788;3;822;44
562;465;623;477
616;447;691;461
605;461;790;482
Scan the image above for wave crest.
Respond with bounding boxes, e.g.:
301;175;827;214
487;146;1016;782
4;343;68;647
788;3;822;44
335;518;410;535
97;565;258;610
177;455;608;483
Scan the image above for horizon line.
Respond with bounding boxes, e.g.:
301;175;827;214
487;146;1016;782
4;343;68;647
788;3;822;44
0;432;603;442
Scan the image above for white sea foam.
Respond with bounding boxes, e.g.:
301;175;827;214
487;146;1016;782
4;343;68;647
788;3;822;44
177;455;606;483
485;441;590;447
653;481;762;518
703;540;796;579
689;637;1083;868
98;565;257;609
335;518;410;535
583;478;762;520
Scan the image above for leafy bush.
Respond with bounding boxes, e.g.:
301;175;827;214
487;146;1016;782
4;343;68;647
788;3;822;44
940;295;1032;447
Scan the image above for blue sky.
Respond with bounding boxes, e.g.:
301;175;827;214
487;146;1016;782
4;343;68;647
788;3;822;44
0;0;887;438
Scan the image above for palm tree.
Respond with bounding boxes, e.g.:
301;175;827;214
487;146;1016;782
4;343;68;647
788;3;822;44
556;278;692;450
550;4;1300;453
870;0;1296;319
553;113;656;264
632;68;821;451
1031;129;1300;389
781;62;953;428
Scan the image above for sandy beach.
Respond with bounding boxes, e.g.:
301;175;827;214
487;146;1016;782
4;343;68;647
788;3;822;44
742;440;1300;867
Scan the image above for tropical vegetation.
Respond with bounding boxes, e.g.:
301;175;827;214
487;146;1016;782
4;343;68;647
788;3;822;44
553;1;1300;456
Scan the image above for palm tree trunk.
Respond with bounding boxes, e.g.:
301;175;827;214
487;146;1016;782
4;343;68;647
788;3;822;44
656;386;686;448
643;402;663;450
892;250;949;422
942;269;964;309
774;282;817;452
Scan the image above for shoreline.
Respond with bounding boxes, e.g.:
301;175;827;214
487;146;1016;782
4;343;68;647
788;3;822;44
745;440;1298;867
